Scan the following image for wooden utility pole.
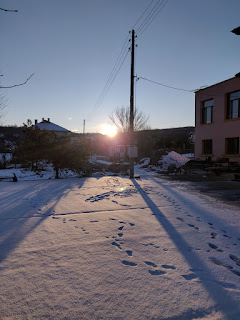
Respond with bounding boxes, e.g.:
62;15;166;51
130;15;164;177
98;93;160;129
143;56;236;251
129;29;135;179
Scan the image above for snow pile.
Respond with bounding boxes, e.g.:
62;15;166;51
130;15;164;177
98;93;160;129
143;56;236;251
0;166;79;181
138;151;190;173
139;157;150;168
0;153;12;163
160;151;190;169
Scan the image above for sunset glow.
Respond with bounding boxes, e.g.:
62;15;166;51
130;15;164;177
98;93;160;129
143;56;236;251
102;124;117;137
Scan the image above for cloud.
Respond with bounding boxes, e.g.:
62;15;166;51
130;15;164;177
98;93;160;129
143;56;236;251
68;117;72;121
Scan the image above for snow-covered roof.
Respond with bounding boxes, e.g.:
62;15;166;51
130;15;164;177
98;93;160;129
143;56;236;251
33;121;70;132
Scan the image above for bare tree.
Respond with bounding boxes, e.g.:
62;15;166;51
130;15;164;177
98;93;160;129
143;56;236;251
0;74;34;89
109;106;149;132
0;7;18;13
1;8;34;90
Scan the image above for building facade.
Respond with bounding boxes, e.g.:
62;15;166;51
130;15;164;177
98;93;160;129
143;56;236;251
195;77;240;162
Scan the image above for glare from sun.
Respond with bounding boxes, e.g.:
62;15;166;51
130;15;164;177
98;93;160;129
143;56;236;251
102;124;117;137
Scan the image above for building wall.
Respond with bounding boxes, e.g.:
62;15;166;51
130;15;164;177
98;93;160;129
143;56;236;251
195;77;240;162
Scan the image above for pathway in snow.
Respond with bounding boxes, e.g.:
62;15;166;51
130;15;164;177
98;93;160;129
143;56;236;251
0;175;240;319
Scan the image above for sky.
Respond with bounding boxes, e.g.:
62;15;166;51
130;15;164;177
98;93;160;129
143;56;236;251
1;0;240;133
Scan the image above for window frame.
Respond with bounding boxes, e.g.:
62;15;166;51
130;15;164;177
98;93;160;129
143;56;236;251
225;137;239;155
201;99;213;124
226;90;240;120
202;139;212;155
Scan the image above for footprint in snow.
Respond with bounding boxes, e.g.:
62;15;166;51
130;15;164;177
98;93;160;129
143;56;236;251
118;226;124;231
229;254;240;266
148;270;166;276
162;264;176;270
223;234;232;239
182;273;198;281
90;220;98;223
126;250;133;257
122;260;137;267
144;261;158;268
187;223;199;230
177;217;184;222
112;241;122;250
211;232;217;239
210;257;240;277
208;243;223;252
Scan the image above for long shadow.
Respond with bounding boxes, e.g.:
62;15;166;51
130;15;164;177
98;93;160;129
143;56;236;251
0;178;86;263
151;176;240;238
132;179;240;320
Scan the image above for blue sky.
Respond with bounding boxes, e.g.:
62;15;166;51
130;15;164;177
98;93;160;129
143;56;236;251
1;0;240;133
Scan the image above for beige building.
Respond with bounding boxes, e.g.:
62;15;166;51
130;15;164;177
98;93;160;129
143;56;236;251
195;77;240;162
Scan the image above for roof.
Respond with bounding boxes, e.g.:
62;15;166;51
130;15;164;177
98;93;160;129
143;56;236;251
195;76;238;93
33;121;70;132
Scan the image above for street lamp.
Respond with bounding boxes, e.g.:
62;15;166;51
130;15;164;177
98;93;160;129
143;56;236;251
231;26;240;35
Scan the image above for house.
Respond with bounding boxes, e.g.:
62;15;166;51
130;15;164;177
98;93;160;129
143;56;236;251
33;118;70;136
195;76;240;163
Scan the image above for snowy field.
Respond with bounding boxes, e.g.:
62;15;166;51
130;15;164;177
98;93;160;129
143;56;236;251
0;168;240;319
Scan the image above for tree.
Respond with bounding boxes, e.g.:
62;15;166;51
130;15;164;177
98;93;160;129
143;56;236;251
109;106;149;132
15;122;92;178
45;135;92;179
15;121;54;170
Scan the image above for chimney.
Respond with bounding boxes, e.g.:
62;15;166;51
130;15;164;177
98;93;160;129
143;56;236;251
42;118;44;122
35;119;37;125
47;118;50;122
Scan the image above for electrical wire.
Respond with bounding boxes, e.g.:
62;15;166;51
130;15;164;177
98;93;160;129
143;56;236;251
137;76;195;92
137;0;168;38
132;0;155;29
86;34;130;120
135;0;168;38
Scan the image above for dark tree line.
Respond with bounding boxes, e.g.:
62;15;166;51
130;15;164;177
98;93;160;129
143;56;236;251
15;123;91;178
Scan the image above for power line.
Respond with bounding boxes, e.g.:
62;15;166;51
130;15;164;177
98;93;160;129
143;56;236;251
132;0;155;29
86;34;130;120
136;0;168;37
137;76;195;92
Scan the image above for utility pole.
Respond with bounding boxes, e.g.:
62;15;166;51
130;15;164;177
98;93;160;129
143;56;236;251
129;29;135;179
83;119;85;134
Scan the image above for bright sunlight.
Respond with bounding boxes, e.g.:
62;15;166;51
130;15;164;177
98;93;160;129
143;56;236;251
101;124;117;137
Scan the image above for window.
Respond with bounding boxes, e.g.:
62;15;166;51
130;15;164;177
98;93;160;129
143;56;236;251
202;99;213;124
202;139;212;154
227;90;240;119
226;137;239;154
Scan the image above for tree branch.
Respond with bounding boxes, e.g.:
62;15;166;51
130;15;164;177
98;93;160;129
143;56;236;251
0;7;18;12
0;73;34;89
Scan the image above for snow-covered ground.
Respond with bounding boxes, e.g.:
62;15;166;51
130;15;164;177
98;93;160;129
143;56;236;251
0;168;240;319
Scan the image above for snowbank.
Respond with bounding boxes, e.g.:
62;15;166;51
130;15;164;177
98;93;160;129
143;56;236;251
139;151;190;173
160;151;190;169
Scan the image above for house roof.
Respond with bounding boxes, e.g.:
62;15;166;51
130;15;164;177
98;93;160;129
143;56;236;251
195;76;238;93
33;120;70;132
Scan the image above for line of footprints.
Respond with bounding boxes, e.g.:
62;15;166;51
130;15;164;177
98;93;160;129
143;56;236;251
108;219;177;276
158;192;240;278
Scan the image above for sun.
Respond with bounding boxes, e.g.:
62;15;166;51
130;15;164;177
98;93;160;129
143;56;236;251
102;124;117;137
